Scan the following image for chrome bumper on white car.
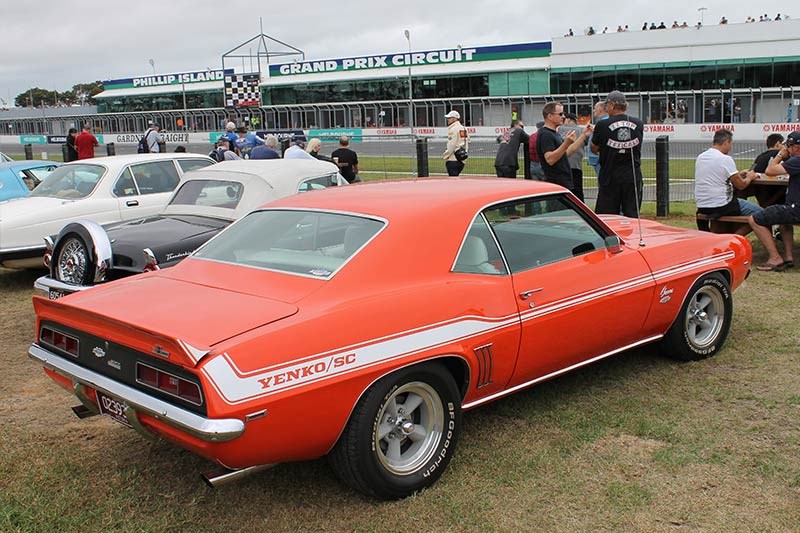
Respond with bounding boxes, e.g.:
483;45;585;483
34;275;92;297
29;343;245;442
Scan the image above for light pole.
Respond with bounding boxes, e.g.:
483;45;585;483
148;58;156;75
697;7;707;26
404;29;414;132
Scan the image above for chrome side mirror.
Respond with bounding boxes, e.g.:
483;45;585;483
605;235;623;254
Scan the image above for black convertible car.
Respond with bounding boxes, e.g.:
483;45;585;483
35;159;345;299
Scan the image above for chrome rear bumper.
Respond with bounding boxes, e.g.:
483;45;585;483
34;276;91;298
29;343;245;442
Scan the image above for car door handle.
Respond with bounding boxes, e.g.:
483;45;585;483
519;288;543;300
126;200;139;207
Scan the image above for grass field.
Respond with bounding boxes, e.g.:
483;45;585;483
0;217;798;531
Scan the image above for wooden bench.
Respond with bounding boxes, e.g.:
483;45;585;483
696;213;751;234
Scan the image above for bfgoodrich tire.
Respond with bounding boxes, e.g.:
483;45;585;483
330;362;462;499
660;273;733;361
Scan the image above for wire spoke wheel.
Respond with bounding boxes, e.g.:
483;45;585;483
57;237;88;284
374;382;443;476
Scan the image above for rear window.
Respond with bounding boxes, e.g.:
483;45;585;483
193;210;384;278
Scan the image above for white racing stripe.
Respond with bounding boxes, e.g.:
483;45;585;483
200;252;736;405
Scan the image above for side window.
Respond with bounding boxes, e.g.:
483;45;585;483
453;215;507;275
178;159;214;173
113;168;138;197
130;161;180;195
298;173;340;192
485;195;607;273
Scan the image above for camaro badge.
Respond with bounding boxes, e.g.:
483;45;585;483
659;286;674;304
152;345;170;358
92;346;106;358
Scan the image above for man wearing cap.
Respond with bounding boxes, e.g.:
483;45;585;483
223;122;238;149
443;110;469;176
142;123;164;153
748;130;800;271
536;102;592;192
233;126;265;159
590;91;645;217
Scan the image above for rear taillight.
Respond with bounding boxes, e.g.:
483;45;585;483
40;326;79;357
136;362;202;405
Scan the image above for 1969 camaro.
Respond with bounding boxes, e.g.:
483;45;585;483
29;178;751;499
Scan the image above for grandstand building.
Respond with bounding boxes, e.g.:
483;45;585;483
2;19;799;137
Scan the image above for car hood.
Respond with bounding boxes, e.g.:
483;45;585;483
48;274;299;366
600;215;695;241
108;215;229;270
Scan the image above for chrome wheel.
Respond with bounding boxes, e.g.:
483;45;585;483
683;285;725;349
57;237;88;284
374;382;444;476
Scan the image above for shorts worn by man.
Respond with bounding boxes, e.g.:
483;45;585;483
494;120;529;178
442;110;468;176
590;91;644;217
694;128;762;235
536;102;592;192
748;130;800;271
331;135;360;183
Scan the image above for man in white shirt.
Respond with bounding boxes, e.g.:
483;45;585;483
694;129;762;234
143;123;164;153
284;141;315;160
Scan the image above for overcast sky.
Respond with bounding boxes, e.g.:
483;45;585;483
1;0;790;106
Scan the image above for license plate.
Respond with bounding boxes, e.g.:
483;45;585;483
96;391;132;428
48;289;65;300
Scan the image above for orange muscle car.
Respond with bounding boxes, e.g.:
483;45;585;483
29;178;752;499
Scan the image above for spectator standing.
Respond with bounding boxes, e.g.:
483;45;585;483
590;91;645;217
494;120;529;178
528;121;546;181
560;113;587;201
233;126;264;159
720;16;728;24
442;110;469;176
250;135;281;159
693;129;761;233
616;25;624;32
74;124;99;160
642;22;648;30
306;138;334;162
142;123;164;153
65;128;79;162
210;138;242;161
223;122;238;149
748;130;800;270
587;101;607;177
331;135;360;183
536;102;592;193
284;141;315;160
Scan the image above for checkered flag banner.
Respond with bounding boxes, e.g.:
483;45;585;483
225;73;261;108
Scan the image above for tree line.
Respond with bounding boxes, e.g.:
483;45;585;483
13;81;104;108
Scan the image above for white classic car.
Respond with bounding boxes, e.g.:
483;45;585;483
0;153;214;269
36;159;345;297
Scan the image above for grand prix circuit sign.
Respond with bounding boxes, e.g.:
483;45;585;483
269;42;551;77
